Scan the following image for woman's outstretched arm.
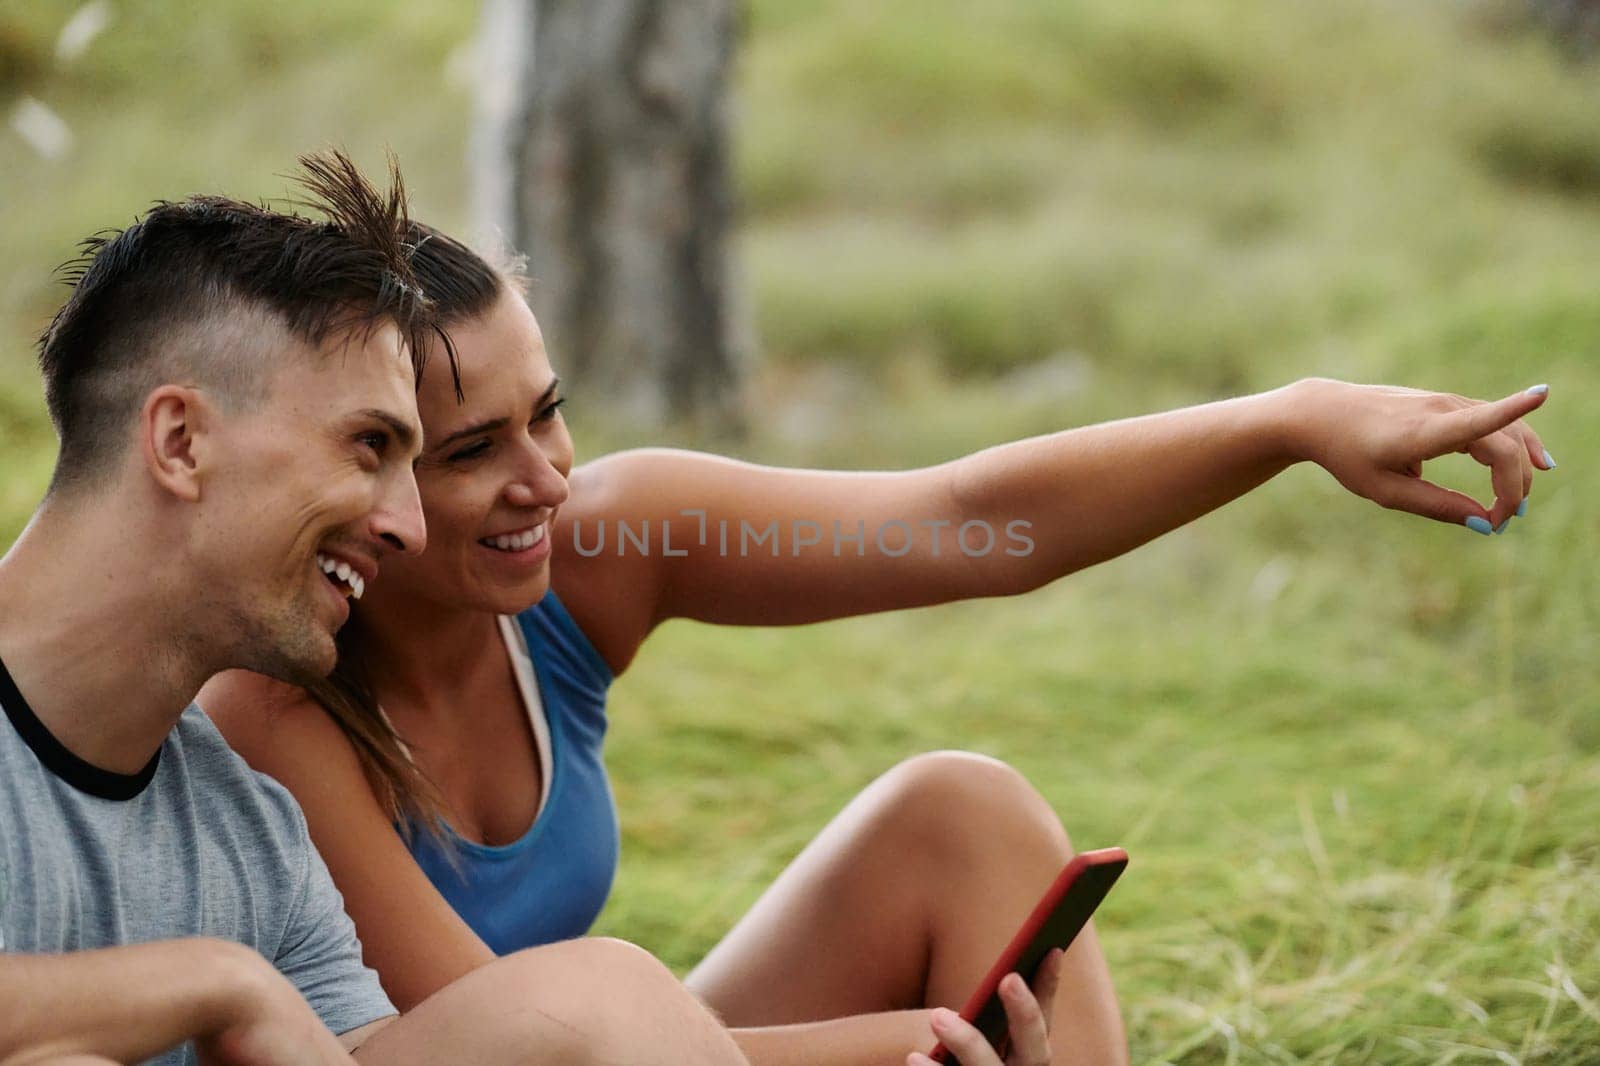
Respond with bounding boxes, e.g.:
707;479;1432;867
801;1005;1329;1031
554;379;1551;670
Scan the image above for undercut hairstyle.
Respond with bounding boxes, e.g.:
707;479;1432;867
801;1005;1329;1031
307;225;526;843
35;149;457;492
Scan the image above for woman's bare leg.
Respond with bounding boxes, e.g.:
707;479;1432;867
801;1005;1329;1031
686;751;1127;1066
355;937;748;1066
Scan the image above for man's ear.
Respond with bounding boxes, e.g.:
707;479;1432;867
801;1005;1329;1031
140;385;213;502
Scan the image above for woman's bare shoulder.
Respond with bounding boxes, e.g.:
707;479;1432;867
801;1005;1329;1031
198;669;350;770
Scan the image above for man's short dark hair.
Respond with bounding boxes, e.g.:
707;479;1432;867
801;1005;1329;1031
35;149;453;491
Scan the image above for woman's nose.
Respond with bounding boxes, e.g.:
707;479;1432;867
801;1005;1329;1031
506;450;570;509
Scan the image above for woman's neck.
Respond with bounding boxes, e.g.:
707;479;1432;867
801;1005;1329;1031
351;596;506;714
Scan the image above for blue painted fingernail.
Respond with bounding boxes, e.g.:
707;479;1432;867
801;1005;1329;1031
1494;518;1512;534
1526;384;1549;396
1516;499;1528;518
1542;449;1557;469
1465;516;1493;536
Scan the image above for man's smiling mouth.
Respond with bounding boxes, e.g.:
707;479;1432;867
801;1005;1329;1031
316;552;366;599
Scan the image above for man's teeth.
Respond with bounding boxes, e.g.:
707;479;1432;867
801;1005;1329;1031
484;525;546;552
316;553;365;600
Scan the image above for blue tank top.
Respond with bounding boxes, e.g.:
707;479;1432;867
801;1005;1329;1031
405;592;619;954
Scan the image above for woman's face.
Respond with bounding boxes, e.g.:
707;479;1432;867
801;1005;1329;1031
368;287;573;619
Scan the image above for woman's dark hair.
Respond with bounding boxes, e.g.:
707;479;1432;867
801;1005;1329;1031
304;224;524;839
408;222;526;319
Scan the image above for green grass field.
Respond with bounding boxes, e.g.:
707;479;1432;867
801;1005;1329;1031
2;1;1597;1060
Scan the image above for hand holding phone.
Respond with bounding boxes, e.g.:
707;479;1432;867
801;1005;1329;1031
925;847;1128;1065
907;949;1065;1066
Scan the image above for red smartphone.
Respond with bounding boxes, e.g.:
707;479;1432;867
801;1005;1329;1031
928;847;1128;1065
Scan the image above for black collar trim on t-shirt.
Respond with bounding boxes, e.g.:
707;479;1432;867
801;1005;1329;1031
0;651;161;801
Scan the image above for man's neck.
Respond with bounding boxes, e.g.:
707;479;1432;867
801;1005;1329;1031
0;498;210;775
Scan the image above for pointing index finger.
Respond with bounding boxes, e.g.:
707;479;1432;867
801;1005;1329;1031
1423;385;1549;458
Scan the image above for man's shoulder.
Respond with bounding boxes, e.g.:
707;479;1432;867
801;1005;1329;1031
169;703;313;842
0;703;318;957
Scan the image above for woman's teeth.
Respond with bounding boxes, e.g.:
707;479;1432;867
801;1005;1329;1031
316;553;365;600
483;525;546;552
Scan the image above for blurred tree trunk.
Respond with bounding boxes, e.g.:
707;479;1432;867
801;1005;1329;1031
473;0;748;432
1531;0;1600;58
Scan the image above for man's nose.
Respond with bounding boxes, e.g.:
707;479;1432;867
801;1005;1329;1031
372;469;428;557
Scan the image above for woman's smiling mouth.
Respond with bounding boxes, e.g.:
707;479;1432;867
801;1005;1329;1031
480;524;546;553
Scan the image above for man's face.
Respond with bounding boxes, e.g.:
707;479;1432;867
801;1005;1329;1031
191;321;425;682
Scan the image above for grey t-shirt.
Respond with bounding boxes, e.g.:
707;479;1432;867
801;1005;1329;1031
0;665;396;1066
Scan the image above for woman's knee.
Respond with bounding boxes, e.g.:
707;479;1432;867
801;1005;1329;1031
355;937;743;1066
873;750;1073;859
494;936;681;1011
491;938;739;1062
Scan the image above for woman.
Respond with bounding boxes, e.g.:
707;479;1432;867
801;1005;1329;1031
201;227;1551;1066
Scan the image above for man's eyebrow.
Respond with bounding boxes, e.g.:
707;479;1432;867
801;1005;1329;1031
434;378;562;450
362;409;419;451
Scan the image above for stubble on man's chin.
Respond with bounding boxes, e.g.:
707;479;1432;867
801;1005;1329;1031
221;601;339;688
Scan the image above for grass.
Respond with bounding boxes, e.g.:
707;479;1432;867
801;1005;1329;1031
2;0;1598;1060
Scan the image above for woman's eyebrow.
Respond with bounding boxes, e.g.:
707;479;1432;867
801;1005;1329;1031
434;379;561;449
436;417;510;448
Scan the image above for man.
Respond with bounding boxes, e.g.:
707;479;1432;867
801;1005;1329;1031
0;152;751;1066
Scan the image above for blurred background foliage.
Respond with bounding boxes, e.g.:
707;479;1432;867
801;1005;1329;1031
2;1;1597;1060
